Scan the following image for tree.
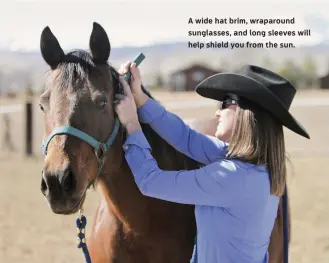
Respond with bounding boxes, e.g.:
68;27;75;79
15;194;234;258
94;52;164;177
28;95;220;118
277;59;302;87
24;80;34;97
302;56;317;87
153;73;164;89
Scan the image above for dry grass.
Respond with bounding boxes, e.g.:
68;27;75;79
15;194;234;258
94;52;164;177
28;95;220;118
1;89;329;262
0;157;101;263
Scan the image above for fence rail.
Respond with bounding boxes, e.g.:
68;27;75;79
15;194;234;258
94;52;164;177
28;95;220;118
0;97;328;157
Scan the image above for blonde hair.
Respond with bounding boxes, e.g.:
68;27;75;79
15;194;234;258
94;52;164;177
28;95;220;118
226;99;287;196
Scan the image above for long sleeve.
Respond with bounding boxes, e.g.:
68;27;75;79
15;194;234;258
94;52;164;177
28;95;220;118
123;130;246;207
137;98;228;165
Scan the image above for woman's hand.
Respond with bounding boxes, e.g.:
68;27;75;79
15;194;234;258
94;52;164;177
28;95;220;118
114;76;142;134
118;61;149;108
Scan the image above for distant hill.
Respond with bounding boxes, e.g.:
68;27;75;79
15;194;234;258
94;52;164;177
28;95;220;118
0;40;329;92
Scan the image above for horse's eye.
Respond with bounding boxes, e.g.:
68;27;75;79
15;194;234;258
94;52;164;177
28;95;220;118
98;100;108;109
39;104;44;112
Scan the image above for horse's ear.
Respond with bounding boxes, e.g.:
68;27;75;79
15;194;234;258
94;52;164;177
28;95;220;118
40;26;65;69
89;22;111;64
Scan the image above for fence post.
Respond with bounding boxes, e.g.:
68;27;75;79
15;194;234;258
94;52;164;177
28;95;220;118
25;102;33;156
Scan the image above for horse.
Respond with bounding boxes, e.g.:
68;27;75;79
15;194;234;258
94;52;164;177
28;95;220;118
39;22;289;263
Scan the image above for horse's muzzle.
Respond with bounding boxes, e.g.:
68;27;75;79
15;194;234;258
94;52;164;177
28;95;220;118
41;165;80;214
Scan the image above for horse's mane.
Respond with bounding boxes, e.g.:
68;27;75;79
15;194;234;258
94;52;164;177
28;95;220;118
57;49;201;172
53;49;97;90
137;92;202;172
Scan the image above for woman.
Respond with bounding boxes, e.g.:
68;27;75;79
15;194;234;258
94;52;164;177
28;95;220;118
114;63;310;263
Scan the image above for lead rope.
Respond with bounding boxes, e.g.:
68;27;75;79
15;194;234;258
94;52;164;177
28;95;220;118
76;208;92;263
75;147;108;263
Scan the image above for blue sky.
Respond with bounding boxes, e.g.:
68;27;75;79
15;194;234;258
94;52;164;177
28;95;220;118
1;0;329;51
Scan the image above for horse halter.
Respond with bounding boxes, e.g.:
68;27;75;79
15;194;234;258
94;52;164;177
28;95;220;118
41;68;124;180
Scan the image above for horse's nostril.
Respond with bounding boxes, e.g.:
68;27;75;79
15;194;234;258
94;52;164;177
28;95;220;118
61;167;76;194
41;171;49;197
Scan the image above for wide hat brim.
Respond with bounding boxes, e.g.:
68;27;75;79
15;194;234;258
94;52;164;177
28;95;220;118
195;73;310;139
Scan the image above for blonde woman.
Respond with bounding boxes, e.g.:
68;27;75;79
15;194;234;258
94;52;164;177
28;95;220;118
114;63;310;263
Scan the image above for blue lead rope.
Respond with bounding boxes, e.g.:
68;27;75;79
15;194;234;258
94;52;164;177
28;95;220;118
76;214;92;263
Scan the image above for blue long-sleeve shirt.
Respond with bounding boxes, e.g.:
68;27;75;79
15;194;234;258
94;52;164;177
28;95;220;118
122;98;280;263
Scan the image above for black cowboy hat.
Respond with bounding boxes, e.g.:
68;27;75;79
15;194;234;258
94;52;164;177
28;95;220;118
195;64;310;139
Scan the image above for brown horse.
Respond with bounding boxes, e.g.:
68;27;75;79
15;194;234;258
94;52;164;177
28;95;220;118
39;22;289;263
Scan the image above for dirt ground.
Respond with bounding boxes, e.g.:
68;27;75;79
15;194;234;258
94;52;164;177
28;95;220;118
0;89;329;263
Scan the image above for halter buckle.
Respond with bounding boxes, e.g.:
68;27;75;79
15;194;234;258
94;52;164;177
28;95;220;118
94;144;107;167
94;144;103;160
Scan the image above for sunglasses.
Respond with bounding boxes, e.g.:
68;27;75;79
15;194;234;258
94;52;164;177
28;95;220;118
220;97;238;110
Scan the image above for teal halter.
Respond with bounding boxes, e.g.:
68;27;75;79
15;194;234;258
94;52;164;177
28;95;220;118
42;117;121;179
42;117;120;157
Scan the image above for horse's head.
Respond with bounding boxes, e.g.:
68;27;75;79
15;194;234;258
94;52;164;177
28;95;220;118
39;22;122;214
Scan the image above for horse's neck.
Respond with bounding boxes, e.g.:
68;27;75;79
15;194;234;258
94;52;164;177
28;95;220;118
96;123;200;235
97;135;151;234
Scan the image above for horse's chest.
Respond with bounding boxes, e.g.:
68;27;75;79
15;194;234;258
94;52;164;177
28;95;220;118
88;200;120;263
